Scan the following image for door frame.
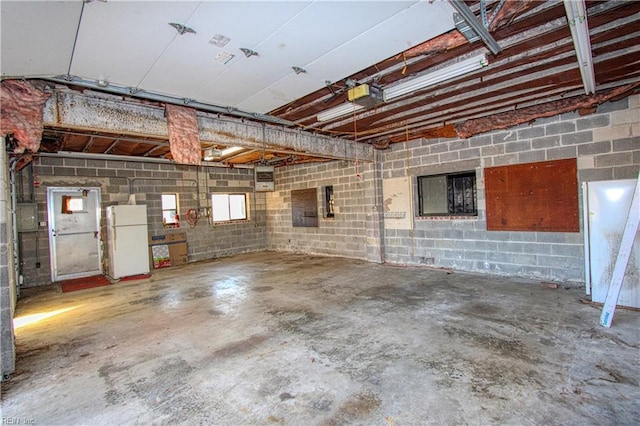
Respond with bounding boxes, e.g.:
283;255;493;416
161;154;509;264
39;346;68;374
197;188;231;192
46;187;103;282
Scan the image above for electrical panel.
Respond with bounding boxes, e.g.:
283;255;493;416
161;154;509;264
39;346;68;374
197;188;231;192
255;165;275;192
17;203;38;232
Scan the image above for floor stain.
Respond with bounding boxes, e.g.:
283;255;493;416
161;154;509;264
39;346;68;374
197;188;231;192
321;391;381;425
213;334;270;358
279;392;295;401
253;286;274;293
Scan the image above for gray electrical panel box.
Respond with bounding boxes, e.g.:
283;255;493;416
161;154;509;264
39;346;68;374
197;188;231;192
17;203;38;232
255;165;275;192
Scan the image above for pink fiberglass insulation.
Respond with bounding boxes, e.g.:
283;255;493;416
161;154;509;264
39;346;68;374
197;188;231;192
0;80;51;153
165;103;202;165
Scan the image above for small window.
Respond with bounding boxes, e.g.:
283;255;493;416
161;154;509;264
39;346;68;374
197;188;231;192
61;196;85;214
211;193;247;223
418;172;477;216
324;186;335;218
161;194;180;227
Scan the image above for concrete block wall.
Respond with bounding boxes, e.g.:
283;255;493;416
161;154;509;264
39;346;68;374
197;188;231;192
267;160;378;260
19;157;267;287
1;143;16;377
380;95;640;283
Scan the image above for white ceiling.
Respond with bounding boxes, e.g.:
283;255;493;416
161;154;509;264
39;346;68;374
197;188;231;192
1;0;455;114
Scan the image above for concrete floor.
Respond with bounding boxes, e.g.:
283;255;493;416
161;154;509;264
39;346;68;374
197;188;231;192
2;252;639;425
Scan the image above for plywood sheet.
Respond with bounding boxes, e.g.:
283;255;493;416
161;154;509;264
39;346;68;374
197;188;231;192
382;177;413;230
485;158;579;232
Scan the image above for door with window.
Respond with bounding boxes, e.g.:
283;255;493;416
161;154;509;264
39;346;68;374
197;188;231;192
47;187;102;282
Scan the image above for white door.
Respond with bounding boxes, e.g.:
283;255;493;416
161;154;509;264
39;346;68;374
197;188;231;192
47;187;102;281
584;180;640;308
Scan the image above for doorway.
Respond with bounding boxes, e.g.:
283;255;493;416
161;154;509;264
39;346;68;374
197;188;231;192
46;187;102;282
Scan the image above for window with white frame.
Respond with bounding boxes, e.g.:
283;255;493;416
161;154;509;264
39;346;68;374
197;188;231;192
161;193;180;227
211;193;247;222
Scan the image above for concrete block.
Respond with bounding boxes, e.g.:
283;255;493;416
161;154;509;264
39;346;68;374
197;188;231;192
577;115;610;131
491;153;519;166
532;135;560;150
459;148;481;160
439;151;459;162
517;126;545;140
577;155;595;169
481;144;504;156
53;167;76;176
597;97;629;113
39;156;64;166
612;137;640;152
534;115;560;125
611;109;640;126
577;141;611;156
595;152;632;167
546;146;577;160
518;150;546;164
97;168;118;177
546;122;576;136
470;135;492;147
561;131;593;145
449;140;469;151
65;158;86;167
87;159;107;169
430;143;449;154
593;124;631;142
613;165;640;180
505;141;531;153
492;131;518;143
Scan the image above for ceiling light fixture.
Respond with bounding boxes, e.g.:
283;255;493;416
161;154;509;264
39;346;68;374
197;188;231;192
240;48;259;58
564;0;595;95
317;102;365;122
383;53;488;101
209;34;231;47
220;146;244;157
203;148;222;161
214;52;235;65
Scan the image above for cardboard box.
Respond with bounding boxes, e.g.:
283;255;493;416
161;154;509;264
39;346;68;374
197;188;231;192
149;233;188;269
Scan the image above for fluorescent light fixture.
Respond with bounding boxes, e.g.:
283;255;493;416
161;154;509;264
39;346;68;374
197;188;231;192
203;148;222;161
317;102;365;122
564;0;596;94
220;146;244;157
383;53;489;101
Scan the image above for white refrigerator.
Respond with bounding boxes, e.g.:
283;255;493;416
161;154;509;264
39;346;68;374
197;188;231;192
583;179;640;308
106;205;150;279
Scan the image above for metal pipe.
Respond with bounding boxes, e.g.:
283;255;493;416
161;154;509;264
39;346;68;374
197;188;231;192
449;0;502;55
9;154;21;298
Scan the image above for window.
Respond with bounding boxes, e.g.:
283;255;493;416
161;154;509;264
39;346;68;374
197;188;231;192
61;195;85;214
211;193;247;222
161;194;180;227
324;186;335;218
418;172;477;216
